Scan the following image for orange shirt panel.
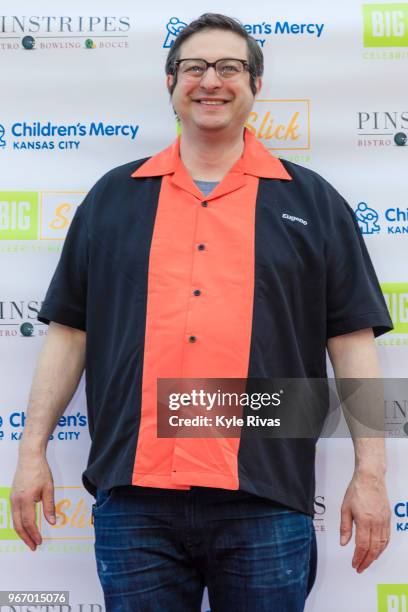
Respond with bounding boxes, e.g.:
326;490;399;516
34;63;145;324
132;171;259;489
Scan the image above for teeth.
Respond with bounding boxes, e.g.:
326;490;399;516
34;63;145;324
200;100;224;105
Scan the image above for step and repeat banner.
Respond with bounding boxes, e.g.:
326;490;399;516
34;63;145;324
1;1;407;611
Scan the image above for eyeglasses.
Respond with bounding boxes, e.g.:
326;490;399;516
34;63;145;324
174;58;249;80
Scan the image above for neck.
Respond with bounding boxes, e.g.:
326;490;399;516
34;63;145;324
179;127;245;181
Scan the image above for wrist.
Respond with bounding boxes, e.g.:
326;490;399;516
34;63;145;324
354;464;386;480
18;437;47;459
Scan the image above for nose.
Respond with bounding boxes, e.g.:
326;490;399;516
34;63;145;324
199;66;222;88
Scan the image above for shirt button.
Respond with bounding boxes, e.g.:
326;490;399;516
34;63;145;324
189;335;197;343
198;243;205;250
201;201;208;207
193;289;201;296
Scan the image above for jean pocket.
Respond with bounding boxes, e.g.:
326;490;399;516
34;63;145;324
93;488;116;517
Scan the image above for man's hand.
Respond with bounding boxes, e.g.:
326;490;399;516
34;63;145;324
10;321;85;551
10;453;56;551
340;471;391;573
328;328;391;573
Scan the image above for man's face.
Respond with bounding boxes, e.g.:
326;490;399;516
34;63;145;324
167;29;262;135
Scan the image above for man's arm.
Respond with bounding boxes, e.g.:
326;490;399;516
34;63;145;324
327;327;391;573
10;321;86;551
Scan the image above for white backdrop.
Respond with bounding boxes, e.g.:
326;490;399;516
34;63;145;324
1;1;407;611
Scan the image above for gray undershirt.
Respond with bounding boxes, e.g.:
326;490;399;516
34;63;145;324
194;180;220;197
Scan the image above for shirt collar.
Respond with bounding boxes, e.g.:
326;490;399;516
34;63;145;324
131;128;292;181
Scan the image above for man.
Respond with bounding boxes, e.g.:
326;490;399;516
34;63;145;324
11;13;393;612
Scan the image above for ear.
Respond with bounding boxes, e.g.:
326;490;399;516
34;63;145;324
255;76;262;97
166;73;174;94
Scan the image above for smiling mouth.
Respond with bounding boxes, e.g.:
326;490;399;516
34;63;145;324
194;100;229;105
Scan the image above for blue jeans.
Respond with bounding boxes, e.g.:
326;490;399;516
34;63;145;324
93;485;317;612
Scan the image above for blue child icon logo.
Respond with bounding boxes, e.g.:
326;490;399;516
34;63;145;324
163;17;187;48
355;202;380;235
0;125;6;148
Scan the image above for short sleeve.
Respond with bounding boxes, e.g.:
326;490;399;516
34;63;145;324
326;196;393;339
38;203;88;331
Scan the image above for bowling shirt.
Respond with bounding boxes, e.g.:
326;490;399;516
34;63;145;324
37;128;393;516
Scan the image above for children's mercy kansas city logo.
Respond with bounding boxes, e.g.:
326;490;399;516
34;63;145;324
0;124;5;148
163;17;325;49
355;202;380;234
163;17;187;48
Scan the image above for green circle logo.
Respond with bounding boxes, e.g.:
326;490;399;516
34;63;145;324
22;36;35;50
20;322;34;337
394;132;407;146
85;38;95;49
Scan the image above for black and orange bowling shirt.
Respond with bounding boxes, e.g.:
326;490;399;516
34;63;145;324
38;128;392;516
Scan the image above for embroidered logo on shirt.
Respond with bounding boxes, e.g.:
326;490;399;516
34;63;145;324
282;213;308;226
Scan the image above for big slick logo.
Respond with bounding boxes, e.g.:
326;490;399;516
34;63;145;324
377;283;408;346
245;99;311;153
357;111;408;147
163;16;325;49
363;4;408;60
381;284;408;334
0;15;131;52
0;486;95;554
378;584;408;611
0;190;83;241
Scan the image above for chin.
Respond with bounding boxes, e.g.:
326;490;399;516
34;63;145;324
193;120;230;131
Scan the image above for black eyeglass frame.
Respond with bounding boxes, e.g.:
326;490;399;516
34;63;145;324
173;58;250;78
